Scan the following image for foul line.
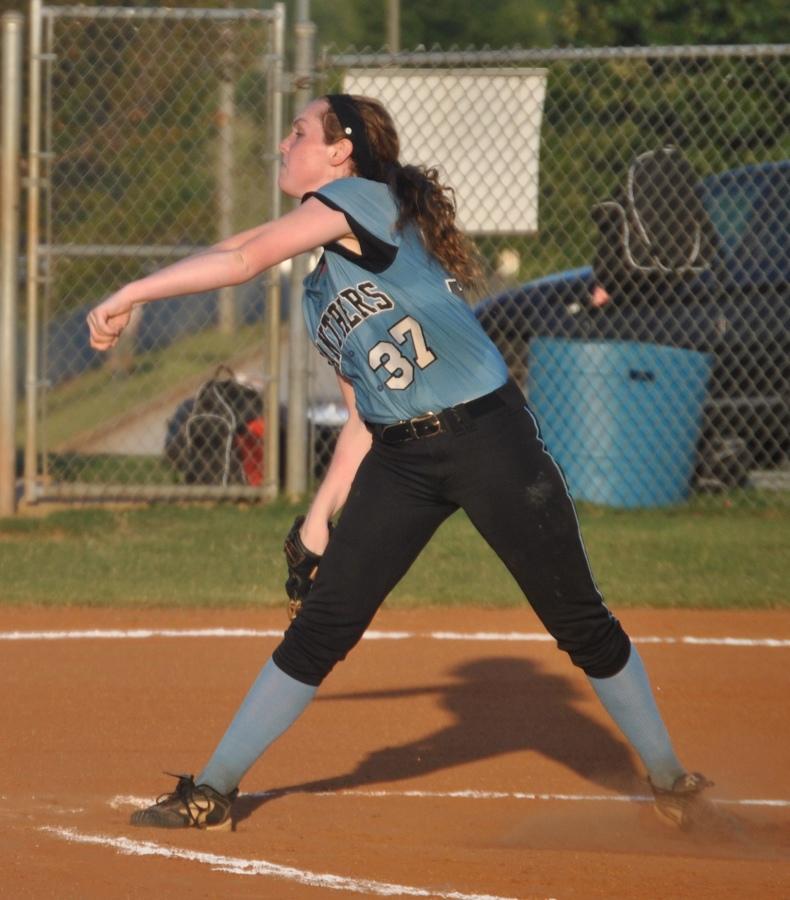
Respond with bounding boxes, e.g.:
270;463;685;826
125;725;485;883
110;790;790;811
1;628;789;647
40;826;521;900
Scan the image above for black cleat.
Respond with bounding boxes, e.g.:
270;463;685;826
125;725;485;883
649;771;715;830
130;773;237;831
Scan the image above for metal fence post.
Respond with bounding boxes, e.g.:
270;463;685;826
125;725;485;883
1;12;24;517
285;1;315;500
217;20;237;335
263;2;285;498
24;0;42;505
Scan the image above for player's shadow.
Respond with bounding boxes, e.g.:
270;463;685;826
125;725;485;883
233;655;642;824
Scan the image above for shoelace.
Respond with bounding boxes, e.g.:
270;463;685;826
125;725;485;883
157;772;213;826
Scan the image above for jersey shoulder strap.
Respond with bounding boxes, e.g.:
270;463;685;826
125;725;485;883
306;177;400;249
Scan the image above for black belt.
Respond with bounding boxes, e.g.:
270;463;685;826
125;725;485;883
367;381;520;445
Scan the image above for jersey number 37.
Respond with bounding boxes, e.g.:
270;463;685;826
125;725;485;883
368;315;437;390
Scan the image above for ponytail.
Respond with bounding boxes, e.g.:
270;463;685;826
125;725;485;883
388;162;483;291
322;95;483;291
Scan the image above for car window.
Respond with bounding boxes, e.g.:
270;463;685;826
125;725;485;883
701;177;761;252
701;163;789;284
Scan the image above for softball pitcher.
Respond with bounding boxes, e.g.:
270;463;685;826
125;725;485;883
87;94;713;832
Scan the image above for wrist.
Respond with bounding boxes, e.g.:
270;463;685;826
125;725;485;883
117;283;145;310
300;511;331;554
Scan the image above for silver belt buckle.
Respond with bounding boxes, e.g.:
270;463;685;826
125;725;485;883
409;412;442;439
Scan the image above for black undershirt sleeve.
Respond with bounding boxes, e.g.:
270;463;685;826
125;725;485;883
302;191;398;274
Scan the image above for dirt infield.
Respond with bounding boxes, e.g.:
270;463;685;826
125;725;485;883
1;606;789;899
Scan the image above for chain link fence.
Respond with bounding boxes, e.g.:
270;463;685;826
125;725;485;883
313;45;789;505
15;16;789;507
23;3;285;501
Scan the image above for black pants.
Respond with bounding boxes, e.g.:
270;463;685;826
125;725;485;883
273;383;630;686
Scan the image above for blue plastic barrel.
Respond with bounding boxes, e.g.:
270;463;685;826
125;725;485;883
527;338;713;507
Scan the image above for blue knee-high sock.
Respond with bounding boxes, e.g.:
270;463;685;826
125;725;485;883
587;646;684;789
197;658;316;795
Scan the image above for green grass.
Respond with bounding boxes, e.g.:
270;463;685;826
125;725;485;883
48;454;179;485
27;324;262;450
1;498;787;609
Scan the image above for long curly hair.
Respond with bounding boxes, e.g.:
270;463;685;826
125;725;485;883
321;95;482;290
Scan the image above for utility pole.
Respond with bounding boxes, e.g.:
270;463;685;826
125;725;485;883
387;0;400;53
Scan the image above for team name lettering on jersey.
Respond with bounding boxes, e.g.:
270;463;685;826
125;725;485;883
315;280;395;367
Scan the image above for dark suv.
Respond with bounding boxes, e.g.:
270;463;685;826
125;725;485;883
474;160;789;487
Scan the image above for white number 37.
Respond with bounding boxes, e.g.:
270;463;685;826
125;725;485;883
368;315;437;390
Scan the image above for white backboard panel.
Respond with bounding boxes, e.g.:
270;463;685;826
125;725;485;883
343;68;548;234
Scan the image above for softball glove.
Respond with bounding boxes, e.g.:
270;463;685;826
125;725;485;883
283;515;326;620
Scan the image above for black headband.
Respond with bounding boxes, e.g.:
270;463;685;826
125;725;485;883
326;94;381;181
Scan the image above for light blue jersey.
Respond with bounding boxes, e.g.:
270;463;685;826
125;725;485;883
302;177;508;424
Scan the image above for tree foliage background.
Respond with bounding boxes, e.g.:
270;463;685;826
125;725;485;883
310;0;787;49
2;0;786;47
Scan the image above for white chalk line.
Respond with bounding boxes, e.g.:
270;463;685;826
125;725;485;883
40;825;522;900
109;789;790;811
1;627;789;647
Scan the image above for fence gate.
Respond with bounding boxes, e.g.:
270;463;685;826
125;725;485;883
25;2;285;502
